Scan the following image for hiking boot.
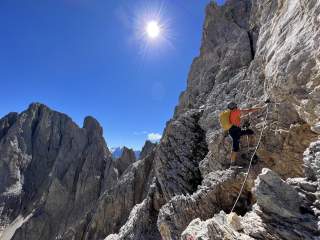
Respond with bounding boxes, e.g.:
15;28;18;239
252;154;259;164
230;161;242;168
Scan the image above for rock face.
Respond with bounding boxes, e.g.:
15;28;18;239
140;141;157;160
155;110;208;200
0;105;160;240
76;152;158;240
0;103;118;240
111;147;140;160
158;0;320;239
157;0;320;238
182;168;319;240
114;147;137;176
1;0;320;239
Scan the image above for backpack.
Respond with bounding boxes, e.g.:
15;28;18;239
219;110;232;131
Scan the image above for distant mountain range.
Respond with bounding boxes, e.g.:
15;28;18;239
110;147;141;159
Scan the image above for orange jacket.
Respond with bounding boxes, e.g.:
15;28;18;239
229;109;241;127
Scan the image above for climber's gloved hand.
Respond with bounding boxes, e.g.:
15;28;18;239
262;99;271;109
243;120;250;128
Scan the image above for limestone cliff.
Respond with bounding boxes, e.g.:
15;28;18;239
0;103;118;240
0;0;320;239
157;0;320;239
114;147;137;176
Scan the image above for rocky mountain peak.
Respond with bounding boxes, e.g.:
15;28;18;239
140;140;157;160
83;116;104;144
0;112;18;140
1;0;320;239
114;147;137;176
83;116;102;133
0;103;118;240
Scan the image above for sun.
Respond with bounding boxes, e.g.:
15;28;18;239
133;2;173;57
146;21;160;39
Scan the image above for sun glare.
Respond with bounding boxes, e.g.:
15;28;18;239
146;21;160;39
132;1;174;58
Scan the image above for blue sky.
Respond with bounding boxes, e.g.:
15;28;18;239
0;0;224;150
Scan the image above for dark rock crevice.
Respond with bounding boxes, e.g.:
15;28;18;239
156;110;209;201
247;30;256;60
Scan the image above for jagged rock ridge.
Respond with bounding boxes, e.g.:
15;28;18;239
110;147;141;160
157;0;320;239
0;0;320;239
114;147;137;176
0;103;118;240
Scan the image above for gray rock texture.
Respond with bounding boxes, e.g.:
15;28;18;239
104;181;163;240
155;109;208;201
114;147;137;176
156;0;320;238
63;150;160;240
0;103;118;240
1;0;320;239
140;141;157;160
157;169;250;239
182;169;319;240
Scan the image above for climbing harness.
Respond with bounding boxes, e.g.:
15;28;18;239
230;103;270;213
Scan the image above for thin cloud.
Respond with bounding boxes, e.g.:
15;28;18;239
147;133;162;142
133;131;148;135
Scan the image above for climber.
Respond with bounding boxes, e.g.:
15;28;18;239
220;102;264;166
